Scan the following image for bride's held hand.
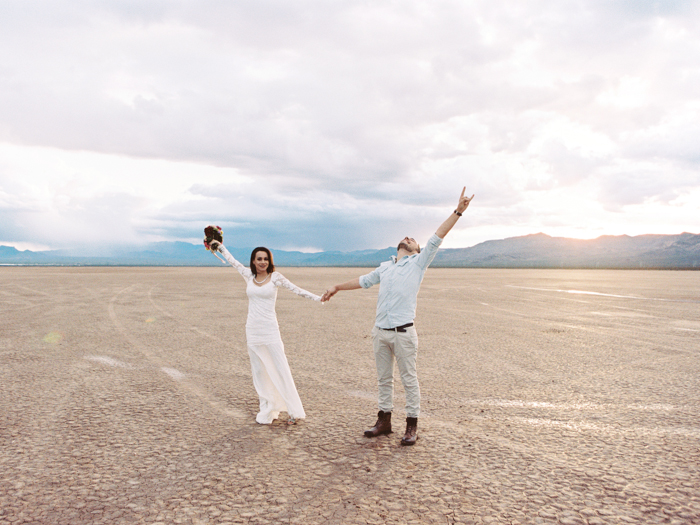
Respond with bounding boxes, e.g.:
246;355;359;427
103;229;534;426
321;286;338;302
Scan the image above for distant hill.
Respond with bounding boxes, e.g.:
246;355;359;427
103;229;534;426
435;232;700;269
1;233;699;268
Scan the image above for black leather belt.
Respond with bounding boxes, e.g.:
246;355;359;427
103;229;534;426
381;323;413;333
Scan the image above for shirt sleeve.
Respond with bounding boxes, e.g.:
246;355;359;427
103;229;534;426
219;246;253;282
359;266;382;289
415;234;443;270
272;273;322;301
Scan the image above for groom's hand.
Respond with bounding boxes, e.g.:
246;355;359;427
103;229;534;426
456;187;474;214
321;286;339;302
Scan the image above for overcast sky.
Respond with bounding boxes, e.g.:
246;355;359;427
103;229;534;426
1;0;699;253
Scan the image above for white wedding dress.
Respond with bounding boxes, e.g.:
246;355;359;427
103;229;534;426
219;246;321;424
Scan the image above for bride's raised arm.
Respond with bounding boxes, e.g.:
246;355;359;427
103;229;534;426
217;245;253;282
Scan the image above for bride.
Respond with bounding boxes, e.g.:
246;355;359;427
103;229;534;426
208;237;321;425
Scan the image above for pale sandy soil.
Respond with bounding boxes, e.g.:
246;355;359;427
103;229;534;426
1;267;699;524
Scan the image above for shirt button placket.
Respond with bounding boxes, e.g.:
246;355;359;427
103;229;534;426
386;268;396;328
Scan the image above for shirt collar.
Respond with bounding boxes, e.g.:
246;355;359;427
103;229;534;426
391;254;414;265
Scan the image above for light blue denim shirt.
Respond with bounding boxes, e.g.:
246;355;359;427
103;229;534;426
359;234;443;329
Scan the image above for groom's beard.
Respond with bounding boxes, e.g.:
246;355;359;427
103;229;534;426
398;242;419;253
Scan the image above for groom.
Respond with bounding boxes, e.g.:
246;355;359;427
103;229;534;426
322;188;474;445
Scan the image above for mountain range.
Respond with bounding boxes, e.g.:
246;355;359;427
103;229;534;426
1;232;699;269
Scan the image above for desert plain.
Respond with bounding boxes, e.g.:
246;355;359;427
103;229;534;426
1;266;699;525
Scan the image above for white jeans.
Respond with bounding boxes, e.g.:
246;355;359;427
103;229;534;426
372;325;420;418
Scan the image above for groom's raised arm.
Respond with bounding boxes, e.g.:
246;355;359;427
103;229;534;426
435;187;474;239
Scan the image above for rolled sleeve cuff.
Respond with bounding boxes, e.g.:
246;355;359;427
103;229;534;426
427;233;443;249
415;233;443;268
359;273;377;289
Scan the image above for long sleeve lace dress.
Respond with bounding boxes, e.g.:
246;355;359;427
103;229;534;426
219;246;321;424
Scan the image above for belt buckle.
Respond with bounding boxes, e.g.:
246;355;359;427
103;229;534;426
382;323;411;332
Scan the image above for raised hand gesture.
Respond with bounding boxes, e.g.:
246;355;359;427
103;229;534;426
456;187;474;215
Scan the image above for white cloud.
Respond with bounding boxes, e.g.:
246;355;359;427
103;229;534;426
0;143;249;247
596;76;651;109
1;0;699;253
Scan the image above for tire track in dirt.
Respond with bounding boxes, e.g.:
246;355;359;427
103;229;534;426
108;285;248;421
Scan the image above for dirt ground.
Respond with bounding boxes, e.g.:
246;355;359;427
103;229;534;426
1;266;699;524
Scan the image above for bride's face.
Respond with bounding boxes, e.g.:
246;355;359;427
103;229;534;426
253;251;270;275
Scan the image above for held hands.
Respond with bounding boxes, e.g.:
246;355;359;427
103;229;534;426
321;286;338;303
456;187;474;215
320;278;361;302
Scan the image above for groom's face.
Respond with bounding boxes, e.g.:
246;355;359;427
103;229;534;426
397;237;420;254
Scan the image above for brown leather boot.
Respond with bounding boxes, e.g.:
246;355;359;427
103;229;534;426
364;411;392;437
401;417;418;446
